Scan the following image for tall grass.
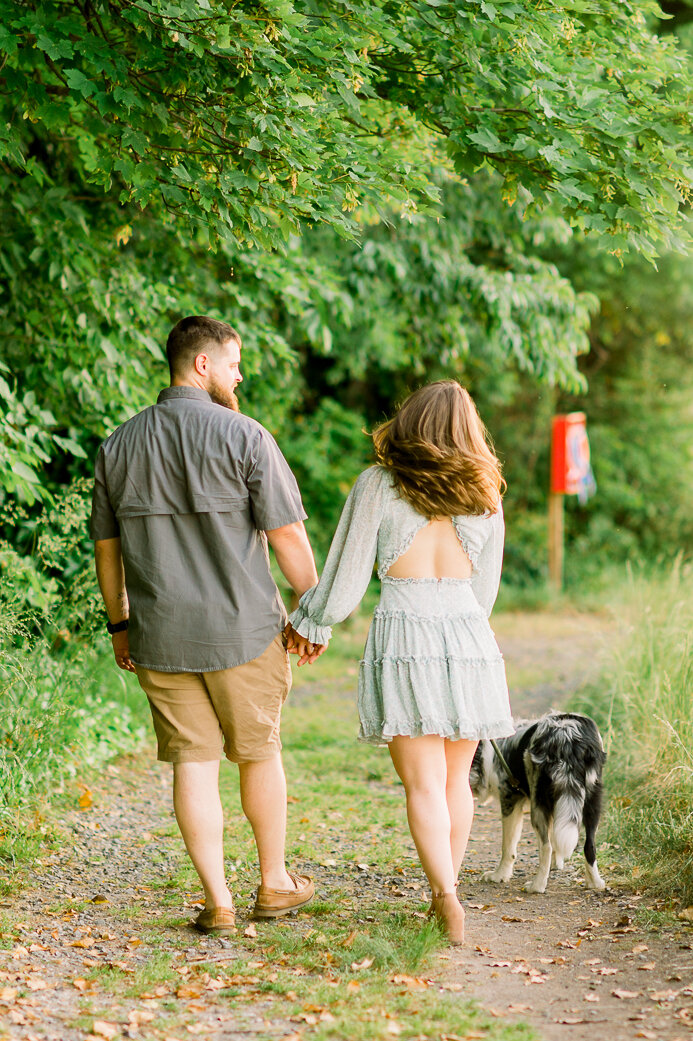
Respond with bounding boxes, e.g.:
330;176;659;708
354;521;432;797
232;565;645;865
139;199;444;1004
573;559;693;906
0;610;147;869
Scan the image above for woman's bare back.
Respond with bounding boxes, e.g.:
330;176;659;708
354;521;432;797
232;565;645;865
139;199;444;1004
385;518;473;580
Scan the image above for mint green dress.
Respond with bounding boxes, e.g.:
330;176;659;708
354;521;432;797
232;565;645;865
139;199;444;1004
288;466;514;744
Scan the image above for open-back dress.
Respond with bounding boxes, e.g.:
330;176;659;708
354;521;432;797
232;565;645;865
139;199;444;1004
288;465;515;744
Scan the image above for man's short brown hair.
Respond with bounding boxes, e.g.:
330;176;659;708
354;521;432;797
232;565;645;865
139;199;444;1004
166;316;240;379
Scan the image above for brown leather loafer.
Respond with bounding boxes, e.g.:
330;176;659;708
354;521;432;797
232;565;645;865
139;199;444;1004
193;906;236;935
253;873;314;919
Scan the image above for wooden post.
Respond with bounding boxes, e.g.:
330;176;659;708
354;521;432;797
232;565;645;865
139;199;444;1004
548;491;564;591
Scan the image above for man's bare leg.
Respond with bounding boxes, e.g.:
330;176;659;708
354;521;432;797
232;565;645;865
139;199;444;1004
172;760;234;909
239;754;296;890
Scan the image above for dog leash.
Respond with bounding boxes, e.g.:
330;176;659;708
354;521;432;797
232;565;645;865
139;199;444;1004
490;739;528;796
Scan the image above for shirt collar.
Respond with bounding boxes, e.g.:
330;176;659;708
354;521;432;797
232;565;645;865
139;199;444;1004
157;386;212;404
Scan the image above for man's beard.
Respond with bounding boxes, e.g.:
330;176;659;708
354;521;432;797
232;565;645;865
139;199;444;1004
208;378;240;412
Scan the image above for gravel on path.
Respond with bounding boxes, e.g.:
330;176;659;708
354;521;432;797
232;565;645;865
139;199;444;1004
1;609;692;1041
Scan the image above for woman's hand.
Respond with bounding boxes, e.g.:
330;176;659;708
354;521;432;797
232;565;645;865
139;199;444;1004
283;623;327;666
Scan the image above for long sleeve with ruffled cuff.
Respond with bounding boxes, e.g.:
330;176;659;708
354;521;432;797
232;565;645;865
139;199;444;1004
288;467;386;644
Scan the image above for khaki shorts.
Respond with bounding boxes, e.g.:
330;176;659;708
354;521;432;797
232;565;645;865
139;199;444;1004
134;634;292;764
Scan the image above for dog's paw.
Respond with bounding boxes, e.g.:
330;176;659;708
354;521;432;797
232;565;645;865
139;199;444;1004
482;869;512;884
523;879;548;894
583;862;606;890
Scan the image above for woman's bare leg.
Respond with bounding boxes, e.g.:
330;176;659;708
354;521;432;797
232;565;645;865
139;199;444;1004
444;739;479;880
388;735;456;894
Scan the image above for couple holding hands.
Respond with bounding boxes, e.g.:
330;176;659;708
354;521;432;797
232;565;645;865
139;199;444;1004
91;315;513;946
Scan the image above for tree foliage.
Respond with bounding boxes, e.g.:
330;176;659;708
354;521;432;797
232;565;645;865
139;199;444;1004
2;0;691;255
0;0;691;603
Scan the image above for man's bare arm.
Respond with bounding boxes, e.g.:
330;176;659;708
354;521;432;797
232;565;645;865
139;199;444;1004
265;520;319;599
94;537;135;673
265;520;325;665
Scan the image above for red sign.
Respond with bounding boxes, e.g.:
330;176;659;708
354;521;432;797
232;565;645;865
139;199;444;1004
551;413;595;500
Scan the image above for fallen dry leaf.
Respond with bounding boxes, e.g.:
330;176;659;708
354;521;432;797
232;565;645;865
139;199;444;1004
612;989;640;999
0;987;18;1002
649;989;679;1001
442;1033;485;1041
556;1017;587;1025
584;993;600;1002
638;962;656;971
78;785;93;809
205;977;228;992
677;906;693;923
351;957;374;971
507;1004;532;1013
128;1010;156;1025
92;1022;119;1040
342;930;358;948
176;984;203;999
244;923;257;939
389;974;428;989
25;978;48;991
346;980;360;992
592;967;618;975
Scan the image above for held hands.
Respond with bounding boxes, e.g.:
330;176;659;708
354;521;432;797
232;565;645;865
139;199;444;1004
112;630;136;673
283;623;327;666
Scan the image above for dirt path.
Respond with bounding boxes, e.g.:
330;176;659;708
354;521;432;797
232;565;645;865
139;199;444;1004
1;610;692;1041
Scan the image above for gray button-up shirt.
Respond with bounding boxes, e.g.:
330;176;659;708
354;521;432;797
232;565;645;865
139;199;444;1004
90;387;307;672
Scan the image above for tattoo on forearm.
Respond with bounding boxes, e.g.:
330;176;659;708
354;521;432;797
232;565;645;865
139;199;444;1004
117;590;129;619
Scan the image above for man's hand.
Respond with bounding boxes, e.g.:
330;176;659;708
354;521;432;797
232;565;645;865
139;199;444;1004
112;630;136;672
283;624;327;667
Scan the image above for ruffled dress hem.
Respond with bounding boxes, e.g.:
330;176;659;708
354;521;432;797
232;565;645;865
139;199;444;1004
358;716;516;744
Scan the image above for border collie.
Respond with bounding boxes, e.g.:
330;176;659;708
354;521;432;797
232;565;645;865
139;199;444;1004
469;713;607;894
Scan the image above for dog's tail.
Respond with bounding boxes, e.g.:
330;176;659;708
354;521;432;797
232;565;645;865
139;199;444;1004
529;715;605;867
550;793;582;866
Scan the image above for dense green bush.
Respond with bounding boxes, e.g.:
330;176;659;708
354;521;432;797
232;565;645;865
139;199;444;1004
0;609;147;865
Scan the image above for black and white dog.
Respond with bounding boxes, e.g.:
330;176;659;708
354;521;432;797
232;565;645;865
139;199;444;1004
469;713;607;894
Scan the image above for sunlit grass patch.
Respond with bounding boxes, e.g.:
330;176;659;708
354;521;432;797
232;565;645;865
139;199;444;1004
572;560;693;907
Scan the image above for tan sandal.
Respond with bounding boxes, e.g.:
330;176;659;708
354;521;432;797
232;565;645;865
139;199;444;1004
431;892;465;945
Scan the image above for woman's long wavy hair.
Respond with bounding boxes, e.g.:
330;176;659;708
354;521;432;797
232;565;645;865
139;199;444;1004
371;381;505;517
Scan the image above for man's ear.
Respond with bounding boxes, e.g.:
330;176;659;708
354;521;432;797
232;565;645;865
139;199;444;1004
193;352;209;377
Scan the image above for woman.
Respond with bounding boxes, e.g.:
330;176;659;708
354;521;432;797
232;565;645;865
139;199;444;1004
287;381;514;944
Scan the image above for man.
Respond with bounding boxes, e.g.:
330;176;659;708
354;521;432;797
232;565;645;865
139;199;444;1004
90;315;323;934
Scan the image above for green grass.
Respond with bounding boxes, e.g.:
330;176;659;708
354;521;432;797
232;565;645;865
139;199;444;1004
0;614;148;876
571;559;693;907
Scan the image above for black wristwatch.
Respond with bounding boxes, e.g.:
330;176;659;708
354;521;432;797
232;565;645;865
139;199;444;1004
106;619;129;635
